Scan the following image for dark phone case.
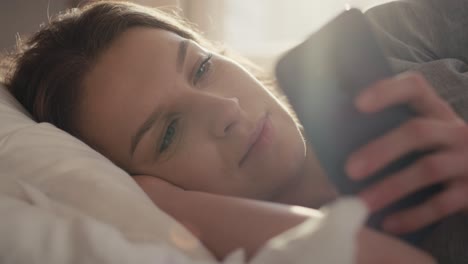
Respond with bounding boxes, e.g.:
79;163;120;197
275;8;442;246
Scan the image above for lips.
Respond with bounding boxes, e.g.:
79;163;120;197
239;113;270;167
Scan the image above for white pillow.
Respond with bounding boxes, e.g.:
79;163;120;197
0;83;214;261
0;83;375;264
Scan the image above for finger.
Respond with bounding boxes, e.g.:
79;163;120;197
356;72;459;122
356;228;437;264
346;118;462;179
381;180;468;234
359;150;467;212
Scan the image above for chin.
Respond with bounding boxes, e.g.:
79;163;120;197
249;105;307;196
256;137;305;201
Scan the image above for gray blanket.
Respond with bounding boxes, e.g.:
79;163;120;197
365;1;468;263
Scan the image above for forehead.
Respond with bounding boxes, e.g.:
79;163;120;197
77;27;184;166
90;27;184;84
83;27;184;100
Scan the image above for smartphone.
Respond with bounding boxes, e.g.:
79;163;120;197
275;8;442;245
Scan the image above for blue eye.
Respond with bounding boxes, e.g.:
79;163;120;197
160;119;178;153
194;53;212;85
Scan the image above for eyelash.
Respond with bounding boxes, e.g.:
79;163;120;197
193;53;213;85
159;118;178;153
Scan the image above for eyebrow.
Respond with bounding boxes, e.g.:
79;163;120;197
177;39;189;73
129;39;189;158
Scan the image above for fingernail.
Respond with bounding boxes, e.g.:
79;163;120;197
383;219;401;233
347;159;366;179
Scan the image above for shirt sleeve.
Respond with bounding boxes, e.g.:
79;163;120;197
364;2;468;263
365;0;468;120
365;0;468;63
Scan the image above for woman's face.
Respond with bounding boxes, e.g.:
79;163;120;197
76;27;307;199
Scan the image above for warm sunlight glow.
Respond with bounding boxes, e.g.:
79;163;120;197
169;224;200;251
290;206;324;218
222;0;394;69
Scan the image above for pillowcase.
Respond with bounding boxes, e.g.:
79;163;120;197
0;83;214;261
0;83;369;264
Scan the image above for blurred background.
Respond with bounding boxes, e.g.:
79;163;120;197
0;0;392;71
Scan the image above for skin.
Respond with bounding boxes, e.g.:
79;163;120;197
76;27;337;207
135;175;435;263
72;26;465;261
348;73;468;234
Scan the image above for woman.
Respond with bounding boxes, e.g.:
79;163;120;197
1;0;466;262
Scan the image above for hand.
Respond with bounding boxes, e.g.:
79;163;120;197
345;72;468;234
356;228;436;264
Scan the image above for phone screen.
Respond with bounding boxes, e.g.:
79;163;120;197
275;8;442;246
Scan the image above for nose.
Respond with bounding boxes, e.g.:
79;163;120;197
208;96;242;138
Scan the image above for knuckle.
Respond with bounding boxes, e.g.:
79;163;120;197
456;117;466;125
455;124;468;141
370;79;392;97
461;186;468;202
372;78;390;89
407;72;429;89
419;156;444;182
433;96;456;115
459;186;468;201
405;119;429;139
406;72;438;100
431;196;452;216
385;176;405;195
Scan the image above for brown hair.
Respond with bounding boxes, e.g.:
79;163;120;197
2;1;282;136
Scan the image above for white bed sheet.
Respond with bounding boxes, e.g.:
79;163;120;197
0;83;366;263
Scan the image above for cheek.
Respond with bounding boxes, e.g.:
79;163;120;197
267;104;307;177
156;142;230;191
214;61;265;96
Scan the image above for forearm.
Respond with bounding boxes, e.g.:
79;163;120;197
156;190;435;263
135;176;435;263
356;228;435;264
136;177;310;259
173;194;306;258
